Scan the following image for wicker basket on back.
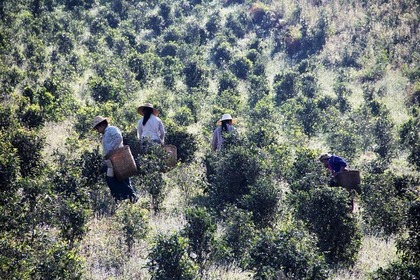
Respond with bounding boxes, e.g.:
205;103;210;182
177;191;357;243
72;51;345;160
163;144;177;167
335;170;361;194
107;145;137;181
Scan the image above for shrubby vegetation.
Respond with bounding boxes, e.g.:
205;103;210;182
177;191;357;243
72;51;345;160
1;0;419;278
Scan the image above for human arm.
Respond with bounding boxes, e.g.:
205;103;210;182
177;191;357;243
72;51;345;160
137;119;143;140
159;119;165;145
103;127;123;157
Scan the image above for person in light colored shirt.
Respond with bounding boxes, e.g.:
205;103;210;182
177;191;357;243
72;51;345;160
137;103;165;153
92;116;138;203
211;114;236;151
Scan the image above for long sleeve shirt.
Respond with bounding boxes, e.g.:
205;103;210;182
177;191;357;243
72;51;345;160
102;126;123;157
328;155;347;174
137;115;165;144
211;124;234;151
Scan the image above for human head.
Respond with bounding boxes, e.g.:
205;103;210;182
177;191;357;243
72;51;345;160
137;103;159;116
217;114;236;125
92;116;109;133
319;153;331;168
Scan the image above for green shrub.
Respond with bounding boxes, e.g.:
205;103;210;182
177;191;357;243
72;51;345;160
212;40;232;67
146;14;164;35
137;146;167;213
249;225;327;280
225;13;247;38
183;207;216;273
58;197;91;244
165;122;198;164
11;128;45;178
371;261;420;280
295;96;323;137
158;42;178;57
32;241;83;280
247;97;278;148
274;70;299;105
398;200;420;266
218;70;238;93
247;74;270;108
174;106;195;126
213;89;242;113
217;206;256;267
205;13;221;39
148;232;198;280
333;82;352;113
116;203;149;253
240;177;281;228
205;144;262;209
361;172;413;236
300;73;318;98
400;116;420;170
0;137;19;190
128;52;163;84
290;187;362;266
184;60;208;88
230;56;252;79
288;147;322;186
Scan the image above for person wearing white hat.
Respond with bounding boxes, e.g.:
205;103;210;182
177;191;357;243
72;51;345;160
92;116;138;203
136;103;165;153
211;113;236;151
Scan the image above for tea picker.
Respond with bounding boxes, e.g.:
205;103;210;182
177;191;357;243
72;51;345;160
92;116;138;203
319;153;361;212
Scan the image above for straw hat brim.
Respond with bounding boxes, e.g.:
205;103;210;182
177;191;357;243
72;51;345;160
92;117;109;130
137;106;159;116
319;154;332;161
217;118;237;125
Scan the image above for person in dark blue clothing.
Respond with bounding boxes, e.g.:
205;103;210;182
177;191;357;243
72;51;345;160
319;153;348;176
319;153;357;211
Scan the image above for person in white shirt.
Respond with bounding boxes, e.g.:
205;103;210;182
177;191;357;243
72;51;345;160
136;103;165;153
92;116;138;203
211;114;236;151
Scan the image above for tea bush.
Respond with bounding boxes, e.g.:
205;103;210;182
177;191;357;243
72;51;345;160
137;146;167;213
148;232;198;280
183;206;216;273
361;172;416;236
165;122;198;164
116;203;149;253
290;187;362;267
216;206;256;268
249;224;328;280
400;114;420;170
240;177;282;228
372;201;420;279
205;144;262;209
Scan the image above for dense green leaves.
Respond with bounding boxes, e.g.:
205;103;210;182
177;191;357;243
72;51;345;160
0;0;419;278
148;233;198;280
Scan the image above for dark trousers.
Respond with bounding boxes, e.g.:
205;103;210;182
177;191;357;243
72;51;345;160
106;176;137;201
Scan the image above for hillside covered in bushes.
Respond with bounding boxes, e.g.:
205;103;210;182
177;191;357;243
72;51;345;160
1;0;419;279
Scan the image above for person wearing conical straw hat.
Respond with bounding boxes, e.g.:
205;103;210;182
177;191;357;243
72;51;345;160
92;116;138;203
136;103;165;153
211;113;236;151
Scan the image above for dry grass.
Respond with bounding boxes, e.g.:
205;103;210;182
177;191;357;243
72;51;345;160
331;235;398;280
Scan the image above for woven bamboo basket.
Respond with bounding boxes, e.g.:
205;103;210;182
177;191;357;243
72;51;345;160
108;145;137;181
335;170;361;194
163;144;177;167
